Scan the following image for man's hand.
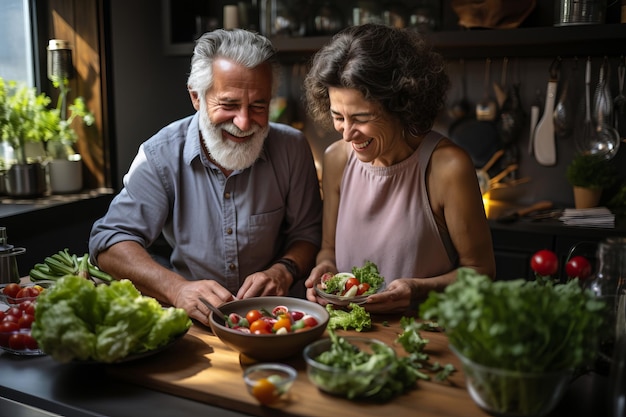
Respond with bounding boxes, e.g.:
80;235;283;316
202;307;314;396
236;264;291;299
174;280;236;325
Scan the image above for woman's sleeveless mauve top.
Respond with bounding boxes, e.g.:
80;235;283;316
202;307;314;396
335;131;457;283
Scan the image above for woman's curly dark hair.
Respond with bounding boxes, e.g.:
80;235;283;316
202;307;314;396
304;23;449;136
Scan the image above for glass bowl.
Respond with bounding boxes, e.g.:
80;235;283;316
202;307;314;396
0;281;55;305
314;280;386;307
302;336;395;399
243;363;297;405
450;345;574;417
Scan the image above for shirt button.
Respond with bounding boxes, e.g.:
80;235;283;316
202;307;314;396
226;227;233;234
224;192;231;199
229;263;236;271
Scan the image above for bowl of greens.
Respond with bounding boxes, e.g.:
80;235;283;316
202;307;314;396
302;332;396;399
315;261;386;307
420;268;607;417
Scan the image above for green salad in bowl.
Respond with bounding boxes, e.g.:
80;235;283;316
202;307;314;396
315;261;385;306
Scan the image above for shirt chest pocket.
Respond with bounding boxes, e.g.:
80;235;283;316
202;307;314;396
248;207;285;255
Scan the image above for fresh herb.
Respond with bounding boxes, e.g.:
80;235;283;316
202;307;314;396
352;260;385;294
326;303;371;332
420;267;607;372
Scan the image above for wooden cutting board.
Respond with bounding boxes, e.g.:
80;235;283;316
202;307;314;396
107;319;487;417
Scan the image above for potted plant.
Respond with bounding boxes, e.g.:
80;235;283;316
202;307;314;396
0;76;93;196
0;77;49;196
566;153;617;209
45;77;94;194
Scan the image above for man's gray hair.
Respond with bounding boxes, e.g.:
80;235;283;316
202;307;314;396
187;29;278;97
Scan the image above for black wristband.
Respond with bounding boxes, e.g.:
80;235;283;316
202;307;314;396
274;258;300;280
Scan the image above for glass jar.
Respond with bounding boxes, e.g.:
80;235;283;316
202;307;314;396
585;237;626;373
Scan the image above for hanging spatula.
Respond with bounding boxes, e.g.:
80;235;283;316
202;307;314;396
533;57;560;166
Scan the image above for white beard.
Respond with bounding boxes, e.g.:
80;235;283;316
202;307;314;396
198;100;269;171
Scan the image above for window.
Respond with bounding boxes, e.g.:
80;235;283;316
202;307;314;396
0;0;35;85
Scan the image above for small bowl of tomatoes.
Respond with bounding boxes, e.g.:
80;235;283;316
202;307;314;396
243;362;297;405
0;297;44;356
0;281;54;305
315;272;386;307
209;296;329;361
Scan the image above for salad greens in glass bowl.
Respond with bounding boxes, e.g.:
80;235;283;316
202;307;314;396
421;268;607;417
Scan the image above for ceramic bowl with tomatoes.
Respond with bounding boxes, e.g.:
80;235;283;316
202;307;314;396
0;299;43;355
208;296;329;361
0;281;54;305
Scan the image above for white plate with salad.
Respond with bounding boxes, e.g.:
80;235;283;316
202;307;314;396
315;261;385;307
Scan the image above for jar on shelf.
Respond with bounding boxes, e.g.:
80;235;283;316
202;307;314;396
584;237;626;374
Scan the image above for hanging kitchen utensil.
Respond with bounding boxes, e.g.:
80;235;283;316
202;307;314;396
592;56;613;126
527;89;542;155
553;57;579;140
498;81;525;145
476;58;497;121
493;57;508;108
593;70;621;160
448;59;472;122
476;148;504;194
533;57;560;166
614;58;626;139
577;57;595;154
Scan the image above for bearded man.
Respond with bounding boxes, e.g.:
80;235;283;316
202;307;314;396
89;29;322;324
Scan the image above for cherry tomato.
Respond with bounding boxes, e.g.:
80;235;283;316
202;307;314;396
530;249;559;276
344;277;360;292
0;311;4;321
18;314;35;329
272;316;292;333
251;378;279;405
249;319;271;334
357;282;370;295
15;287;39;300
6;307;21;317
566;256;592;280
8;333;25;350
3;314;20;324
245;309;263;324
23;333;38;350
301;315;318;328
2;283;21;298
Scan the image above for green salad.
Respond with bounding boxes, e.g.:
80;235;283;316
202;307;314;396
322;261;385;297
31;275;191;363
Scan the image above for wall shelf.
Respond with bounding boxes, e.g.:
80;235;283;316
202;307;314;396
272;24;626;59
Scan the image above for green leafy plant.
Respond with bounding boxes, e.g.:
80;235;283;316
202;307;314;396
565;153;617;190
0;76;93;164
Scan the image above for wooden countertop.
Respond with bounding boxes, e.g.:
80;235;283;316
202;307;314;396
107;317;485;417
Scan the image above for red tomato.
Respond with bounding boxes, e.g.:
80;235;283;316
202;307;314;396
249;319;271;334
301;315;318;328
530;249;559;276
3;314;20;324
357;282;370;295
18;314;35;329
6;307;21;317
8;333;25;350
245;309;263;324
15;287;39;299
23;333;38;350
0;311;4;321
344;277;360;291
566;256;592;280
0;320;19;334
2;283;21;298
